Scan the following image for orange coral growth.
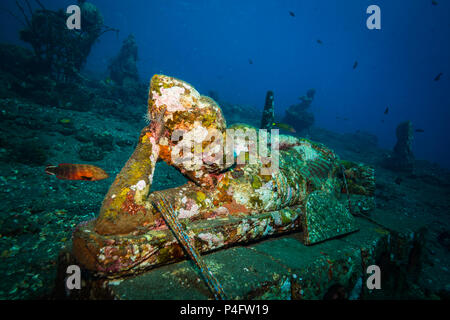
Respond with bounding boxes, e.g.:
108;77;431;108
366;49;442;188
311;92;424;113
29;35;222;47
121;191;146;215
158;144;172;163
223;200;250;215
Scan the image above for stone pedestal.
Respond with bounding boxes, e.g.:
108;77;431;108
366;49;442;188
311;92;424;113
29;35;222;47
53;214;426;300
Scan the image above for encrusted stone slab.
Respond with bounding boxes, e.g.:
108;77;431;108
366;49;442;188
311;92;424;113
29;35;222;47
104;247;288;300
301;191;359;245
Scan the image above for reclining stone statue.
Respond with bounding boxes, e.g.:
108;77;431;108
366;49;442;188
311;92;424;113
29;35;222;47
72;75;375;277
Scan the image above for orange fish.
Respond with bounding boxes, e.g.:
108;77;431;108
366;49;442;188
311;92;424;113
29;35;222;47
45;164;109;181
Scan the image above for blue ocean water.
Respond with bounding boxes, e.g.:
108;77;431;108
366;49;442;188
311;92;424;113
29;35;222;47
2;1;449;166
1;0;448;167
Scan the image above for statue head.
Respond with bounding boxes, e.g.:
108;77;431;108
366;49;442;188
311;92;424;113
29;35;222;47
147;75;231;184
